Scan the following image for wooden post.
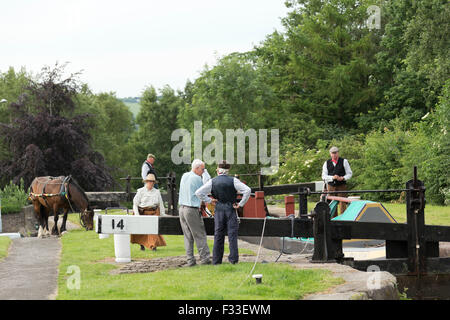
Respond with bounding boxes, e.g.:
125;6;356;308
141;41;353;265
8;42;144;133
258;172;264;191
406;166;427;275
125;175;131;202
311;202;343;263
166;172;178;216
285;195;295;216
166;172;173;215
298;187;308;219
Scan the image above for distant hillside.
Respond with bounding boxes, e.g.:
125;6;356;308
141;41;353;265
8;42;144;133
120;97;141;118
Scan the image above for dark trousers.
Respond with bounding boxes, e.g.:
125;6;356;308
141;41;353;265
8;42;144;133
213;203;239;265
327;184;348;216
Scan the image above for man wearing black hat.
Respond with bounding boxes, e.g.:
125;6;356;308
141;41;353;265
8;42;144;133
195;160;251;265
322;146;353;215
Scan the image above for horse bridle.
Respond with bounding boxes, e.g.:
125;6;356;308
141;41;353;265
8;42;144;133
63;176;89;230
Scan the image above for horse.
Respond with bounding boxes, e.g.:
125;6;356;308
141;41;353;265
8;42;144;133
29;176;94;237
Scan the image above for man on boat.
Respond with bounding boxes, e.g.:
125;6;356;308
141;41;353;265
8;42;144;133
321;146;353;215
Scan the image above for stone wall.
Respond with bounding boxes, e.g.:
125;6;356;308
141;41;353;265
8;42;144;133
1;205;38;237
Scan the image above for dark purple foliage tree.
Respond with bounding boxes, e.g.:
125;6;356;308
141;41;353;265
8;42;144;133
0;63;113;191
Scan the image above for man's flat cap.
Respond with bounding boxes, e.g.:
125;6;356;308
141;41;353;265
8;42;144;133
147;153;156;159
217;160;231;169
329;146;339;153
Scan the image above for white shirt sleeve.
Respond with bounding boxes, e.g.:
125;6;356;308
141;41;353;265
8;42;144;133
158;190;166;216
195;179;213;203
343;159;353;181
133;188;142;215
202;168;211;184
141;163;147;180
234;178;251;207
322;161;334;183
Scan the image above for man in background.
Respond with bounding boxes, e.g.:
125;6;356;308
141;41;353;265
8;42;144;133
178;159;211;267
322;146;353;215
141;153;158;189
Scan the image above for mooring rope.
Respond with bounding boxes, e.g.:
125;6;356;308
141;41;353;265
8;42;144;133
238;216;267;288
274;214;313;262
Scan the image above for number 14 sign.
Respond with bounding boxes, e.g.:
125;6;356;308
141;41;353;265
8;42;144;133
98;215;159;235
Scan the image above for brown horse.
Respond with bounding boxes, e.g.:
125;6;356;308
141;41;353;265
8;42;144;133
29;176;94;237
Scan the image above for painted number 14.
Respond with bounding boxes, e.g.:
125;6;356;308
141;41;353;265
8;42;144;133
111;219;125;230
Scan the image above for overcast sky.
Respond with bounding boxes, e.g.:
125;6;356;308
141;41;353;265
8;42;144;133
0;0;289;97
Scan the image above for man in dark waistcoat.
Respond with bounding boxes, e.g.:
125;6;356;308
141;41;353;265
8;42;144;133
141;153;158;189
322;146;353;216
195;160;251;265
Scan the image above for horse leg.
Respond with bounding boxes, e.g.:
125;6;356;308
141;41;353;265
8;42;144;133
44;208;51;237
60;207;69;234
35;202;44;238
52;209;60;235
33;201;46;238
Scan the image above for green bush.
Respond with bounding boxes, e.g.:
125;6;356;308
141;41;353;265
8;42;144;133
274;98;449;205
356;120;412;201
275;135;364;189
0;180;29;214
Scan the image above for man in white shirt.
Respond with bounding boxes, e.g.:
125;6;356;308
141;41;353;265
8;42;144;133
141;153;158;189
178;159;211;267
195;160;251;265
322;146;353;215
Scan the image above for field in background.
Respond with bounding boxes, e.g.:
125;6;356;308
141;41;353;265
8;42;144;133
121;98;141;119
123;102;140;118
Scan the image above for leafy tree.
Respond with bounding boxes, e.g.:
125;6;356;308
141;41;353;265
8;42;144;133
399;81;450;204
279;0;381;129
127;85;183;185
177;53;279;177
0;64;114;191
74;89;135;183
0;67;31;125
367;0;449;126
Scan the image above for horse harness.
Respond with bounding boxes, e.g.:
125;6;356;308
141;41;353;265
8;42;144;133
29;176;86;228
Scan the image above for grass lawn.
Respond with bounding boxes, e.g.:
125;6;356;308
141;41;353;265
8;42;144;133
57;226;343;300
0;237;11;260
383;203;450;226
276;201;450;226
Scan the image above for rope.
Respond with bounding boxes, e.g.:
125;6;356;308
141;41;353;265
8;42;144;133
238;216;267;288
274;214;295;262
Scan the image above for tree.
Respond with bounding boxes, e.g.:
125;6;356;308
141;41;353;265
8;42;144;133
75;89;135;183
367;0;449;126
177;53;279;176
279;0;381;129
127;85;183;183
0;64;114;191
